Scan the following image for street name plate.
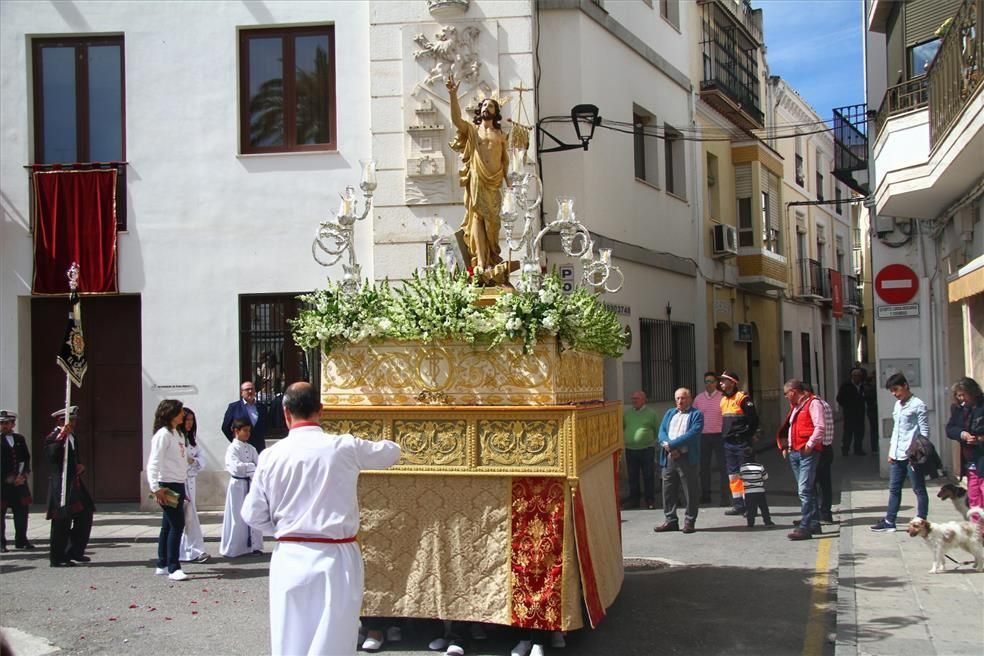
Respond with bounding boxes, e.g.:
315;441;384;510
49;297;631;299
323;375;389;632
876;303;919;319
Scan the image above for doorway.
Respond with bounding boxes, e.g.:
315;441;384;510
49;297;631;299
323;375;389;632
31;295;142;503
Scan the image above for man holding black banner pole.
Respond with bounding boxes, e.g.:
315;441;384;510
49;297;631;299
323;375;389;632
46;263;95;567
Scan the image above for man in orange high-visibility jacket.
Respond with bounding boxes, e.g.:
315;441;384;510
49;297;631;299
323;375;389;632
719;371;759;517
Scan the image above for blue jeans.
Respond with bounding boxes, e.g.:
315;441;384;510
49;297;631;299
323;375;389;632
885;458;928;523
788;449;819;530
156;482;186;573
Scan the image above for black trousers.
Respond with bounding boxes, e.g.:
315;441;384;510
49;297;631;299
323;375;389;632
744;492;772;525
699;433;728;504
625;447;656;505
1;503;29;547
841;413;866;453
867;410;879;452
815;448;834;517
49;511;93;564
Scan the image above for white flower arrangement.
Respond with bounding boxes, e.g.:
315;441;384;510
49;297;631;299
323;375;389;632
290;265;627;358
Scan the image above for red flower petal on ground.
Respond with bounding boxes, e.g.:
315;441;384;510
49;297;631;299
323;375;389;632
147;607;156;612
108;617;117;621
190;601;197;604
191;611;198;615
164;617;172;621
128;604;137;609
89;586;97;590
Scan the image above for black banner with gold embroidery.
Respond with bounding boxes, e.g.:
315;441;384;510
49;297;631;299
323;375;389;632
56;290;87;388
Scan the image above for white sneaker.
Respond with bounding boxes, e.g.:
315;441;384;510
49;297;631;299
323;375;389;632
445;644;465;656
385;626;402;642
550;631;566;648
361;636;383;652
511;640;533;656
168;569;189;581
154;567;167;576
530;644;545;656
428;637;449;651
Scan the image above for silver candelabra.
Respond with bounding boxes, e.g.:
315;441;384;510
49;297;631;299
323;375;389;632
312;160;377;294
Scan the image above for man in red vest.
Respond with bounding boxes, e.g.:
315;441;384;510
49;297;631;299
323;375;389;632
777;379;827;541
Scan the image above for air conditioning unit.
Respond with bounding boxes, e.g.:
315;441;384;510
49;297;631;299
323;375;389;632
712;224;738;257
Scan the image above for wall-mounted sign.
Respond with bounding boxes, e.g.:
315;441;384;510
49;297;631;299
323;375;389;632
559;265;575;294
153;384;197;394
875;264;919;304
876;303;919;319
604;303;631;316
735;323;753;343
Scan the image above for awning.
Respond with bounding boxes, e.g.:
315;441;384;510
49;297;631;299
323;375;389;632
948;255;984;302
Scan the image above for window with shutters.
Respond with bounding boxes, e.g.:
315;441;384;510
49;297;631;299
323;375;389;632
633;105;660;187
664;123;686;198
736;163;753;247
763;166;781;253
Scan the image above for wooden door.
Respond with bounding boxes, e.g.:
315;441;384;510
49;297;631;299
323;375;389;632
31;295;142;503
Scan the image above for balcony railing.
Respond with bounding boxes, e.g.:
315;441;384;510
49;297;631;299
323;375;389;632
927;0;983;148
797;258;828;298
874;76;929;136
699;0;763;45
698;0;764;130
843;274;863;309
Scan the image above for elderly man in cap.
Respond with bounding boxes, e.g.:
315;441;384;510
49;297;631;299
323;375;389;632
719;370;759;517
1;410;34;552
45;406;95;567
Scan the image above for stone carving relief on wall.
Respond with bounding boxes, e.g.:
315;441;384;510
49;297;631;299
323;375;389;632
402;22;500;205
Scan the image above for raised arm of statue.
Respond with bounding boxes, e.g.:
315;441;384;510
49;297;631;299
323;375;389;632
445;74;470;133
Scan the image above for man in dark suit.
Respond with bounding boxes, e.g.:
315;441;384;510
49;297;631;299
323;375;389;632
46;406;95;567
836;368;868;456
221;381;268;454
1;409;34;552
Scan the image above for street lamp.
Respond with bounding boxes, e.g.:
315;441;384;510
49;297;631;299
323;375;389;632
537;104;601;154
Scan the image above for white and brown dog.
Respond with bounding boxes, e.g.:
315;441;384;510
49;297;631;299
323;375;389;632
907;507;984;573
937;483;970;519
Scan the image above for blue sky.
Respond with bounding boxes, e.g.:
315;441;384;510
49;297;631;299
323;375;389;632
755;0;865;122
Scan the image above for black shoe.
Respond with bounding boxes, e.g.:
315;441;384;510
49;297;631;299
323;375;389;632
16;542;36;550
0;545;8;554
820;513;834;524
69;555;91;563
763;519;776;527
51;560;76;567
811;525;822;536
724;507;745;516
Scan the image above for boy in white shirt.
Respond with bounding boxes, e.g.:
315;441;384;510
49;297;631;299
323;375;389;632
220;419;263;557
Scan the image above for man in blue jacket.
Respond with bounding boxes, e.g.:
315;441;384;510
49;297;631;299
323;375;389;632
654;388;704;534
221;381;268;455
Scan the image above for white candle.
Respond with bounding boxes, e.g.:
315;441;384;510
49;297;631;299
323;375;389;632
361;160;377;187
510;148;525;176
599;248;612;265
431;217;444;240
557;197;574;221
502;189;516;216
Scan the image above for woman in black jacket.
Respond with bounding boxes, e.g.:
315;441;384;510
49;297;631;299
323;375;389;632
945;377;984;509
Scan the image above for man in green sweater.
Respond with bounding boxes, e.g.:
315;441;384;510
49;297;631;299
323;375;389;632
623;390;660;509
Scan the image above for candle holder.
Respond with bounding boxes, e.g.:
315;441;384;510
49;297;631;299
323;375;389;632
499;152;622;294
312;160;377;294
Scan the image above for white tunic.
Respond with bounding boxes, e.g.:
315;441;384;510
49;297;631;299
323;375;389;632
219;439;263;558
242;425;401;656
180;442;207;561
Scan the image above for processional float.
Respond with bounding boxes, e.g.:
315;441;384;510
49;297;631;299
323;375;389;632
299;72;625;632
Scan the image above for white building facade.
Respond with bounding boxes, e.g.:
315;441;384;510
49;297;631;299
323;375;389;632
861;0;983;473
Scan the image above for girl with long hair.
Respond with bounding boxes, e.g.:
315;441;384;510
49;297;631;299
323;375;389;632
179;408;210;563
146;399;191;581
946;377;984;508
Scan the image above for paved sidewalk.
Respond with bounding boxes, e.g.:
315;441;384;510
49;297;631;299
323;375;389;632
833;454;983;656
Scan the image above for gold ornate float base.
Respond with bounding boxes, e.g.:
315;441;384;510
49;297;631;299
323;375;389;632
327;401;624;630
320;339;603;406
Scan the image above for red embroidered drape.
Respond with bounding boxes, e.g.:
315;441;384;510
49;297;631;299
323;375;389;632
32;169;119;294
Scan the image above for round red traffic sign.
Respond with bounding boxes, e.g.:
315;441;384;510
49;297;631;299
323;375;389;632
875;264;919;304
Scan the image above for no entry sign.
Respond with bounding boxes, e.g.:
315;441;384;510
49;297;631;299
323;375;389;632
875;264;919;304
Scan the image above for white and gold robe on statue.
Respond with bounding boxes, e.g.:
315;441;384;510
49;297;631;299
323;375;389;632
242;425;401;656
220;439;262;558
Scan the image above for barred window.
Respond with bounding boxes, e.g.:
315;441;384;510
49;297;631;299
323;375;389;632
639;318;696;401
239;294;320;438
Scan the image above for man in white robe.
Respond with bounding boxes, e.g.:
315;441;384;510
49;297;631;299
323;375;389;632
220;420;263;557
242;382;401;656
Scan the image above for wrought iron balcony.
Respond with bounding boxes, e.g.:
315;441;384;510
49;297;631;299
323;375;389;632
832;104;869;195
874;76;929;137
927;0;983;148
843;274;863;309
698;0;763;45
796;258;828;299
698;0;764;131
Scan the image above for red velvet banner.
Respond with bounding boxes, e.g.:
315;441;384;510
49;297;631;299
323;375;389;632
510;477;566;630
32;169;118;294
